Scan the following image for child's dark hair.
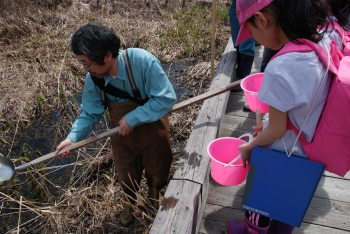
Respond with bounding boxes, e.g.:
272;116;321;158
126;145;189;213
327;0;350;29
248;0;329;44
70;23;120;65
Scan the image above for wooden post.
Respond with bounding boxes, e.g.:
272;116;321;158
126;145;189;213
210;0;217;81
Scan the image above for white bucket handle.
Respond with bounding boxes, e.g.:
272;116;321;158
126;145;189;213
223;133;253;167
238;133;254;142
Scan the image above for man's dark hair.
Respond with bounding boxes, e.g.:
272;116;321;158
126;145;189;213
70;23;120;65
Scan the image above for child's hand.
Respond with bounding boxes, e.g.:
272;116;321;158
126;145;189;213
238;143;253;168
252;124;263;138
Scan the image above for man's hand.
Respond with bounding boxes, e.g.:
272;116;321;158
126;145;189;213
118;116;134;136
56;139;74;158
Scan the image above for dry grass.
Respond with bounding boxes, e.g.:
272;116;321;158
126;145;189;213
0;0;230;233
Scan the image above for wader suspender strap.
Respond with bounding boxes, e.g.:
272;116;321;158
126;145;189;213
90;49;149;109
123;49;143;101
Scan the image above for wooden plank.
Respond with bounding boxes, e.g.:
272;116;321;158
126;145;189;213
198;210;350;234
219;114;256;132
224;93;269;119
225;93;252;117
315;176;350;203
204;176;350;231
219;92;266;137
206;176;350;204
205;194;350;231
195;163;210;233
150;180;202;234
172;37;236;183
218;127;253;138
325;171;350;180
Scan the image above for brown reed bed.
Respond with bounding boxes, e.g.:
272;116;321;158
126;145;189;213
0;0;230;233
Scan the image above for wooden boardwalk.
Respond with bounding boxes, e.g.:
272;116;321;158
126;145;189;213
150;38;236;234
198;45;350;233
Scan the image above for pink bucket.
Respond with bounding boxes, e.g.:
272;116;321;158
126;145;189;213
241;73;269;113
207;135;251;186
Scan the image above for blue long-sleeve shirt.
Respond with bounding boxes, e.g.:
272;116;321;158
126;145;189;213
67;48;177;143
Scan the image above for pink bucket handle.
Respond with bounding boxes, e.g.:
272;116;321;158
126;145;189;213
223;133;253;167
238;133;253;142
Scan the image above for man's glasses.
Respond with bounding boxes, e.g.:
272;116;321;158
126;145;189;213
78;60;94;69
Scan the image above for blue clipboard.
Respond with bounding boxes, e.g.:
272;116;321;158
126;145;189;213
241;146;325;227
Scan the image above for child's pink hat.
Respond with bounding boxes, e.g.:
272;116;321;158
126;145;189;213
236;0;274;45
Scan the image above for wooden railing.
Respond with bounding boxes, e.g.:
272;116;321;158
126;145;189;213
150;38;237;234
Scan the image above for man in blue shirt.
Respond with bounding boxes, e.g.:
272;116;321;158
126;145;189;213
56;23;177;227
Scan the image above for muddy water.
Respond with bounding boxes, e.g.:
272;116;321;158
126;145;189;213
163;60;197;102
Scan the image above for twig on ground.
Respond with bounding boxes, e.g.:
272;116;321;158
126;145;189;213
6;107;23;157
16;196;22;234
57;52;67;104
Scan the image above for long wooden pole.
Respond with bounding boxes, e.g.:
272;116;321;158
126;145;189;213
170;79;241;113
210;0;217;81
14;79;242;172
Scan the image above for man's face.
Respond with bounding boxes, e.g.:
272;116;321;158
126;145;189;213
77;54;110;79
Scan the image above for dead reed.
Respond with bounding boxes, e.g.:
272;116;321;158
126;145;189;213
0;0;230;233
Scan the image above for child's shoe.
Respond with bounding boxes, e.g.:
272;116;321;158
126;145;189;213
227;215;270;234
267;220;294;234
227;219;248;234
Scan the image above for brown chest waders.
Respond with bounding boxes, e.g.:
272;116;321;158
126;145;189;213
108;101;173;201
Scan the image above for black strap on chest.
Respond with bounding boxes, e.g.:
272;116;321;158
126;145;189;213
90;49;149;109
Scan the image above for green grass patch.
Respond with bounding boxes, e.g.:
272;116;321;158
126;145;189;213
157;5;229;59
36;94;47;108
5;118;14;130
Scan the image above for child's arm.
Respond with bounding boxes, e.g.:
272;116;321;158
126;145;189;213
252;109;262;137
238;106;288;168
